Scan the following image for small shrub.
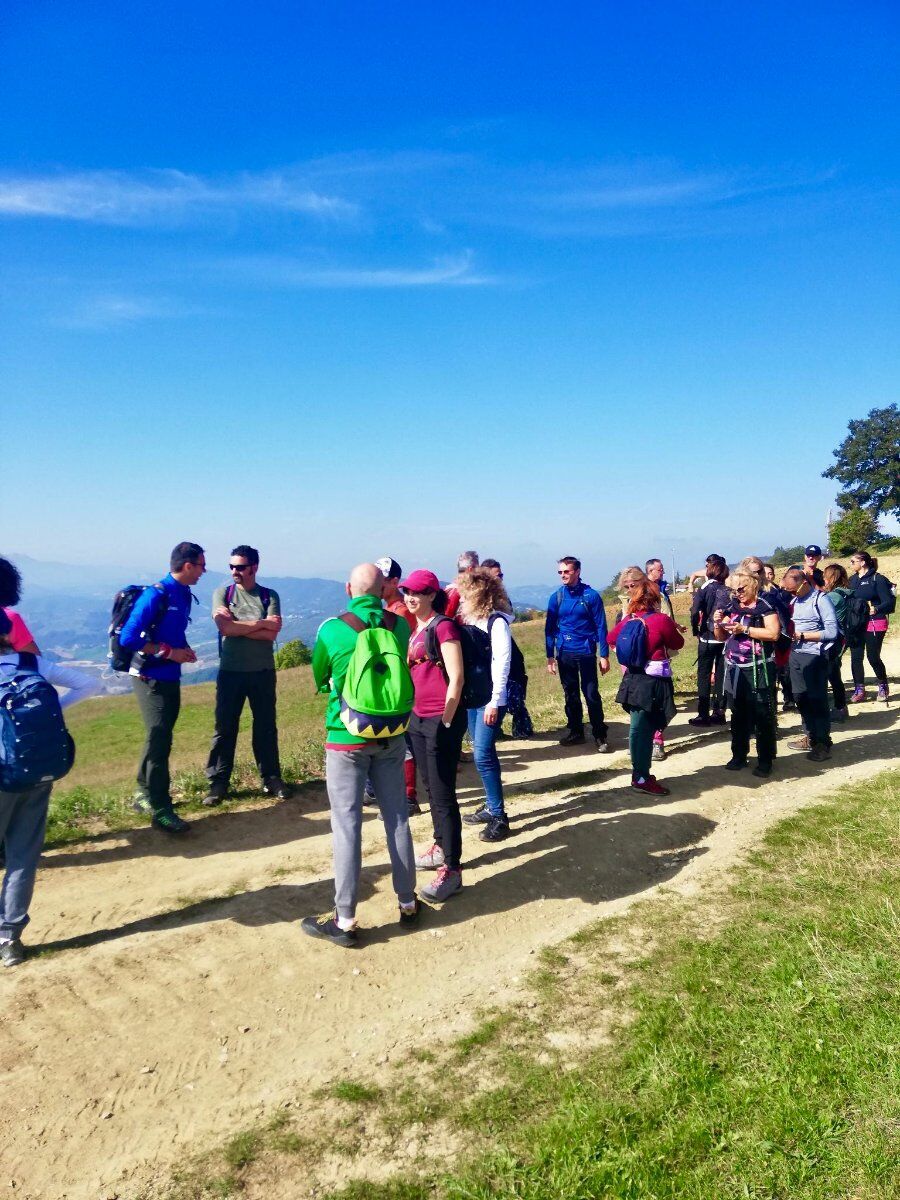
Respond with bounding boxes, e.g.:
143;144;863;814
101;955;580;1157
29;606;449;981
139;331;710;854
274;639;312;670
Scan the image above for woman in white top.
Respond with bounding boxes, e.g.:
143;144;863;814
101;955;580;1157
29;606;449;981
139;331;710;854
0;610;100;967
455;568;514;842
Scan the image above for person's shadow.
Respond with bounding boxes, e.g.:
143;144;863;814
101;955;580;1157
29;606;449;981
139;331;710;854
43;788;331;869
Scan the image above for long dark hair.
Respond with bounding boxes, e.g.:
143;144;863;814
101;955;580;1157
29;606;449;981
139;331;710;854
852;550;877;572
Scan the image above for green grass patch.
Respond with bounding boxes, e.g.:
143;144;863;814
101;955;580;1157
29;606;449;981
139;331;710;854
222;1129;262;1170
329;1080;384;1104
453;1012;515;1060
323;768;900;1200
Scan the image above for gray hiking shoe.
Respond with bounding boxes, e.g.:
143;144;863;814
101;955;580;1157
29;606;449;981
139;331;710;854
415;843;445;870
419;866;462;903
0;938;25;968
130;793;153;815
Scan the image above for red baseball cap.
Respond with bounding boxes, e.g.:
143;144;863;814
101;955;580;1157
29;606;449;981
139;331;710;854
399;569;441;593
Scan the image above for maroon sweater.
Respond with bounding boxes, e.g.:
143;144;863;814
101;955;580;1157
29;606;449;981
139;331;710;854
608;610;684;660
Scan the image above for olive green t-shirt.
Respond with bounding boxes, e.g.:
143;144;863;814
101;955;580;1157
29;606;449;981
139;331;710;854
213;584;281;672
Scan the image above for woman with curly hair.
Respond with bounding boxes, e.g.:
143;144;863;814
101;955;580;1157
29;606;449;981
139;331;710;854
456;568;515;842
608;578;684;796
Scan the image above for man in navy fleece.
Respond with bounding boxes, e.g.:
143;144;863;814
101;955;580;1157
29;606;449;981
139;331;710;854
545;556;611;752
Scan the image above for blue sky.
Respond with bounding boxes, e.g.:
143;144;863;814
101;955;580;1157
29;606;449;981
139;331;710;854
3;1;899;587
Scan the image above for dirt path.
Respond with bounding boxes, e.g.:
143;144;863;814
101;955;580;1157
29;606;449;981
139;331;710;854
2;650;898;1200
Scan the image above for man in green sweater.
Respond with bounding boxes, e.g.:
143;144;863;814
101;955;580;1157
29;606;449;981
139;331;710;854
303;563;418;947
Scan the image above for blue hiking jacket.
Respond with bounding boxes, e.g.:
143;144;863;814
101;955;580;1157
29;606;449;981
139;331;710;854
545;581;609;659
119;573;195;681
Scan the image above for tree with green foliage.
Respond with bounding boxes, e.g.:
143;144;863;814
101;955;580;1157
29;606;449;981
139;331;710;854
769;544;807;568
822;403;900;519
273;638;311;670
828;506;877;556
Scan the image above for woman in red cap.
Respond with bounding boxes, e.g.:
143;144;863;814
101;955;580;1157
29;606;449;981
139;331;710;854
401;570;466;903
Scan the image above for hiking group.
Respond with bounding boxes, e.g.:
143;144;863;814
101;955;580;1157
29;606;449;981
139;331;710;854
0;542;894;963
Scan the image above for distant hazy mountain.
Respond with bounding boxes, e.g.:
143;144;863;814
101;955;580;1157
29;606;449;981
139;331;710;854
507;584;553;609
8;555;347;688
8;556;551;690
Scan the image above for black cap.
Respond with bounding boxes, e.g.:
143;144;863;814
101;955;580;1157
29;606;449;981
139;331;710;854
805;544;822;557
374;557;402;580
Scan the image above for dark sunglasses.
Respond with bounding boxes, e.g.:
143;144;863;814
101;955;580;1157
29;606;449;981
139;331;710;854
229;563;252;572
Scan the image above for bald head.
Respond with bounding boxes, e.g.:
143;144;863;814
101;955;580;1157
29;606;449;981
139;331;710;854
348;563;384;598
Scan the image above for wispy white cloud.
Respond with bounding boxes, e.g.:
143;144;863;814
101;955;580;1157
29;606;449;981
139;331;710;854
56;293;197;329
0;168;357;225
219;250;495;288
536;164;839;213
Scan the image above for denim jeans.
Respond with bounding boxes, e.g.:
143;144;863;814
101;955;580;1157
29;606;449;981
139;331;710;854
0;782;51;940
467;705;507;818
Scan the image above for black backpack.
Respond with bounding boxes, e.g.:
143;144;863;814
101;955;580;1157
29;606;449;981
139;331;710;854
843;594;871;648
456;614;516;709
108;583;168;672
508;635;527;687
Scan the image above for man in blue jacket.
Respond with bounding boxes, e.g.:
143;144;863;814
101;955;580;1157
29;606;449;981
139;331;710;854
120;541;205;834
545;557;611;751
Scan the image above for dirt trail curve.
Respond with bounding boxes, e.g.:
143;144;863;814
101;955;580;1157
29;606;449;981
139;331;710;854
2;648;898;1199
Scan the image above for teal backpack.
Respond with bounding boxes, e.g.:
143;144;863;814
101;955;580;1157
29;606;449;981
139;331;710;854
338;611;413;739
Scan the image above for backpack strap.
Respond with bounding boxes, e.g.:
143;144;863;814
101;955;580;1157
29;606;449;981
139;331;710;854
338;610;397;635
339;612;368;634
421;615;453;680
16;651;39;673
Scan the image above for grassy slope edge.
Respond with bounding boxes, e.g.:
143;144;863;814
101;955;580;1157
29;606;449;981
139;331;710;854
159;767;899;1200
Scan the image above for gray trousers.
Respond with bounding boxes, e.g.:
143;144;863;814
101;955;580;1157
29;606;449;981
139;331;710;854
0;783;51;941
325;736;416;921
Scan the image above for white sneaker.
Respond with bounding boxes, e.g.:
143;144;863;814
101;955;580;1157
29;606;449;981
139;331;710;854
414;843;445;870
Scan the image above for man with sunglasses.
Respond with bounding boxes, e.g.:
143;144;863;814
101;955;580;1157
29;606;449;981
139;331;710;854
204;545;290;805
545;556;611;751
120;541;205;834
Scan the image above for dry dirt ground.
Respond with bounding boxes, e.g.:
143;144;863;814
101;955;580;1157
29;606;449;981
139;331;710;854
2;649;898;1199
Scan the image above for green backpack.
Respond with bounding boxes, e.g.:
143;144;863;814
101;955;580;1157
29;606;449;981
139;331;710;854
338;611;414;739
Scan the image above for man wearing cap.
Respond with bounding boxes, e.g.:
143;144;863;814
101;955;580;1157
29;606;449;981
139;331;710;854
374;557;416;633
803;546;825;589
303;563;418;947
372;557;419;814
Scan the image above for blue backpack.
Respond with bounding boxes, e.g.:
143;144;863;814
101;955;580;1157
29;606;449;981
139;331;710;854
0;653;75;791
614;615;650;671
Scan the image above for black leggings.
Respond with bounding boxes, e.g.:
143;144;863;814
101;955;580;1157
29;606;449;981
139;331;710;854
850;631;888;687
407;710;466;870
828;653;847;710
